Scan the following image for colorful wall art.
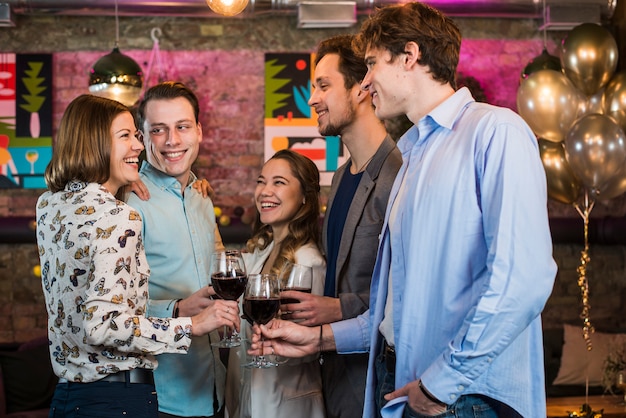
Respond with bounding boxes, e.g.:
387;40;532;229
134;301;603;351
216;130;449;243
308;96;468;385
264;52;348;186
0;53;53;189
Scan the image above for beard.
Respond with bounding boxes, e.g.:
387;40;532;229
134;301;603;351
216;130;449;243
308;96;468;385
317;100;356;137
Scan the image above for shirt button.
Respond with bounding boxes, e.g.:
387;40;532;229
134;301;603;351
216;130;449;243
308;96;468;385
457;385;464;391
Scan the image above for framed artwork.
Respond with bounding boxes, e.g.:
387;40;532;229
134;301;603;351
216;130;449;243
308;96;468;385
264;52;348;186
0;53;53;189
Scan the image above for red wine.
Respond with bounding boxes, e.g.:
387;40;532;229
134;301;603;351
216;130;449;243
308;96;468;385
212;273;247;300
244;297;280;325
280;287;312;305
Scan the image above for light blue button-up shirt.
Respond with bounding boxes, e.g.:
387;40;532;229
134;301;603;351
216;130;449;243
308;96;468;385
127;162;226;417
332;87;557;418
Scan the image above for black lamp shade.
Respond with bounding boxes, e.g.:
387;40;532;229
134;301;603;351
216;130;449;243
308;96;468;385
89;46;143;106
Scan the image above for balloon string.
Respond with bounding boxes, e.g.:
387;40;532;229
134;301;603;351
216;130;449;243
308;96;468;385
573;190;595;351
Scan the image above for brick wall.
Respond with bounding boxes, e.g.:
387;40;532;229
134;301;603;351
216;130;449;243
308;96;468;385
1;13;626;343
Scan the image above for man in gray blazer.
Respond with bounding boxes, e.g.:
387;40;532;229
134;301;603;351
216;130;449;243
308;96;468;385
280;35;402;418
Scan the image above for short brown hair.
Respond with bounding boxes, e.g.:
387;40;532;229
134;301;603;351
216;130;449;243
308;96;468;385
44;94;130;192
354;2;461;87
315;35;366;90
135;81;200;131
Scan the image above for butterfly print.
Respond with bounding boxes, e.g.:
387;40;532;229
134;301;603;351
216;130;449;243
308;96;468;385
88;352;99;363
54;300;66;328
114;335;134;346
37;199;49;209
75;205;96;215
67;315;80;334
128;211;141;221
109;207;123;215
116;278;127;290
174;324;192;342
74;246;89;260
150;318;169;331
117;229;136;248
52;210;66;224
111;294;124;304
96;225;116;239
113;257;131;275
83;305;98;321
96;364;121;375
93;278;111;296
69;268;86;287
56;258;66;277
53;224;66;244
75;296;84;314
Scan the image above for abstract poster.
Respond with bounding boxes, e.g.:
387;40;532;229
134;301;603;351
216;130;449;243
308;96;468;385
0;53;53;189
264;52;348;186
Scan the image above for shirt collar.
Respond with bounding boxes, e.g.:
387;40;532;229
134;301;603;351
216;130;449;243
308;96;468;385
140;161;198;190
397;87;475;155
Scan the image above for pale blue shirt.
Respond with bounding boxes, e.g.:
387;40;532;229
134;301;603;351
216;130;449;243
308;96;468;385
332;87;557;418
127;162;226;417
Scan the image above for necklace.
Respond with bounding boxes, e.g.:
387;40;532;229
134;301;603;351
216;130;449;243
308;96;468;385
353;155;374;174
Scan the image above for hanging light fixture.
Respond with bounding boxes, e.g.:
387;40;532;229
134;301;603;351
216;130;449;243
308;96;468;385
206;0;249;17
88;0;143;107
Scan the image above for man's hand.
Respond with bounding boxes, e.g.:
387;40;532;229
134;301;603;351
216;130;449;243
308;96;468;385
248;319;320;358
192;179;215;199
280;292;342;326
384;380;447;415
177;286;218;317
130;179;150;201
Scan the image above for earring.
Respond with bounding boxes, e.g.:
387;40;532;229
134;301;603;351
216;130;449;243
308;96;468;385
302;198;306;205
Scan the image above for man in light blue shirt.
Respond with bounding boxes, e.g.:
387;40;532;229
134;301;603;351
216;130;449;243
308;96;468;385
128;82;230;418
252;3;557;417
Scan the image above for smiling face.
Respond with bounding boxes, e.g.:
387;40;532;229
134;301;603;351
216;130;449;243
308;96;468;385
308;53;359;137
141;96;202;187
361;47;407;120
103;111;144;195
255;158;305;241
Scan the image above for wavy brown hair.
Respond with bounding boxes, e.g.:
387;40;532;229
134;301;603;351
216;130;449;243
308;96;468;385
354;2;461;88
315;34;366;90
44;94;130;193
246;149;321;275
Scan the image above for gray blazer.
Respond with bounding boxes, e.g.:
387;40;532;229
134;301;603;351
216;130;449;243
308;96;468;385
321;135;402;418
322;135;402;318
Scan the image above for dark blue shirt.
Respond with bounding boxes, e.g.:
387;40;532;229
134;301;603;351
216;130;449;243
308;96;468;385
324;163;363;297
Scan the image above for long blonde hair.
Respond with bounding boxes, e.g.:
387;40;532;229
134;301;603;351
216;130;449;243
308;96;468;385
246;149;322;275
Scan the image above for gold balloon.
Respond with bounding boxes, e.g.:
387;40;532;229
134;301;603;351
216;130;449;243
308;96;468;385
603;71;626;133
593;163;626;200
517;69;583;142
520;48;562;82
564;113;626;192
538;138;581;204
578;87;605;118
561;23;618;96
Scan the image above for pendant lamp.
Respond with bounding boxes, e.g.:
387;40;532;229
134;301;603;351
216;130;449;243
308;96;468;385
206;0;249;17
88;0;143;107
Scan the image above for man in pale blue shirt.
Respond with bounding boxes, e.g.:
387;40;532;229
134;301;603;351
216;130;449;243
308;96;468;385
128;82;230;418
251;3;557;418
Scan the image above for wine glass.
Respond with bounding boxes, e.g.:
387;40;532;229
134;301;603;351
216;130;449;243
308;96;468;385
242;273;280;368
617;370;626;404
210;249;247;348
278;262;313;318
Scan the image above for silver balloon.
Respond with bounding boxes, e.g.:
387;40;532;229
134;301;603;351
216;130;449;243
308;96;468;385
560;23;618;96
517;69;583;142
538;138;581;204
564;113;626;192
603;72;626;133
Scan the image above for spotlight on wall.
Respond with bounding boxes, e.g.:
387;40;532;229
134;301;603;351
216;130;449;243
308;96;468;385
88;0;143;106
206;0;249;17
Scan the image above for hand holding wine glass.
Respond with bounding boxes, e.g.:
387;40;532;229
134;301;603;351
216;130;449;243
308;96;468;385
210;250;247;348
279;262;312;319
243;273;280;368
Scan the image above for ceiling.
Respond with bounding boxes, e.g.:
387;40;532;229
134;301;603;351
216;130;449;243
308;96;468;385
1;0;618;19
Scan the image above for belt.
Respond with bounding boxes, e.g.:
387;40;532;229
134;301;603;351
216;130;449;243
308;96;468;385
59;369;154;385
383;339;396;373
